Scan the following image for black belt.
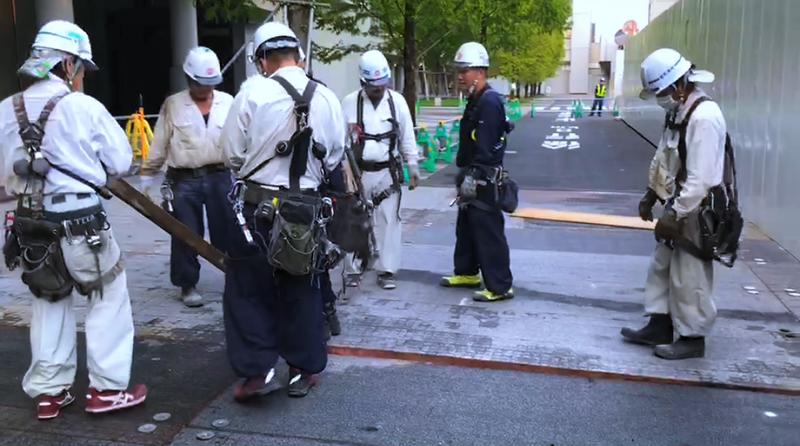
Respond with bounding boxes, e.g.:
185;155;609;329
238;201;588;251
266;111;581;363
15;203;107;238
167;164;227;180
242;182;321;207
358;160;392;172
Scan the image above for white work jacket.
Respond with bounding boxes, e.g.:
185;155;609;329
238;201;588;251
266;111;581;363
341;89;418;166
220;66;345;190
649;88;726;219
147;89;234;173
0;75;131;196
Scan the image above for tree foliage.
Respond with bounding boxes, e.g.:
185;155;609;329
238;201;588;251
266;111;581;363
192;0;266;23
492;30;565;85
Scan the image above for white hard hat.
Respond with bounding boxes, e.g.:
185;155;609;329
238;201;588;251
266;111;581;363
31;20;97;71
639;48;714;100
183;46;222;86
253;21;300;54
359;50;391;86
454;42;489;68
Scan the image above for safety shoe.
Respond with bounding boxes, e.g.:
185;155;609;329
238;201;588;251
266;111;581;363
377;273;396;290
287;368;319;398
440;274;482;288
180;287;203;307
345;275;361;288
473;288;514;302
85;384;147;414
37;389;75;420
621;314;674;346
234;369;282;403
654;336;705;360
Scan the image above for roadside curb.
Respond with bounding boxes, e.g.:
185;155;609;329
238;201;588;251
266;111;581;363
327;345;800;397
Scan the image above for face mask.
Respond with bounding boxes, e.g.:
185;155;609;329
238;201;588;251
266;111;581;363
656;95;680;111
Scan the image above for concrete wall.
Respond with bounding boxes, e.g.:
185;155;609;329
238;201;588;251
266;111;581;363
622;0;800;258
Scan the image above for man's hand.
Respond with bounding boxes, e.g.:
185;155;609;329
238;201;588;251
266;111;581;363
139;175;159;203
654;207;682;243
638;188;659;221
407;163;420;190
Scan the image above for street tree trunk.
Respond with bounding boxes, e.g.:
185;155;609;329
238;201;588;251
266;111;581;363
403;0;417;125
288;6;310;67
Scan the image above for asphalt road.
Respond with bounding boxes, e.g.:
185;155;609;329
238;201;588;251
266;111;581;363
421;113;655;192
170;356;798;446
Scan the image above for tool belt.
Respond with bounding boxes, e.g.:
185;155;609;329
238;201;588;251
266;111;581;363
458;165;518;214
5;202;108;302
167;163;227;181
243;182;325;276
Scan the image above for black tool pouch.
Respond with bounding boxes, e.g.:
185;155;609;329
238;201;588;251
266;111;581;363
267;199;319;276
14;216;74;302
328;193;372;254
497;170;519;214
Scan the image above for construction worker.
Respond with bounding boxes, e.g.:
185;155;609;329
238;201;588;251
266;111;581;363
0;20;146;420
440;42;514;302
140;47;235;307
622;48;724;360
219;21;345;400
341;50;419;289
589;77;606;116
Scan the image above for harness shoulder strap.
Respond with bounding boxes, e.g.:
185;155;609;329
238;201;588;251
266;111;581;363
674;96;711;186
355;91;364;161
270;75;318;191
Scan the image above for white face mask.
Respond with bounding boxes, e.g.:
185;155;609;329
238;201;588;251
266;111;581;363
656;95;680;111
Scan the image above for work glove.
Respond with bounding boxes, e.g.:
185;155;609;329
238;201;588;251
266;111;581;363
407;163;420;190
139;175;160;204
638;188;659;221
654;207;682;244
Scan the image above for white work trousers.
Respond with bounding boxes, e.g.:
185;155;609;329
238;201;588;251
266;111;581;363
22;228;134;398
643;211;717;337
345;169;402;276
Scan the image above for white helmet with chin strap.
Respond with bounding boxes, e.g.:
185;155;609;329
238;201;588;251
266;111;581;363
253;21;300;56
639;48;714;100
453;42;490;69
359;50;391;87
183;46;222;86
19;20;98;79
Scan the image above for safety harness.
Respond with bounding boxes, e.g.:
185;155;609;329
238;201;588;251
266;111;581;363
354;91;402;214
665;96;743;267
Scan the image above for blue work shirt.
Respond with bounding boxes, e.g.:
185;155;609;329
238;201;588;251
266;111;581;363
456;85;507;170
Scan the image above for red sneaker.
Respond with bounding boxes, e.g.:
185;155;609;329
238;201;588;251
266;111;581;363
37;389;75;420
85;384;147;414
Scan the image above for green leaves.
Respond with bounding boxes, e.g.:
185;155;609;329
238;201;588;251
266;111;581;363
192;0;266;23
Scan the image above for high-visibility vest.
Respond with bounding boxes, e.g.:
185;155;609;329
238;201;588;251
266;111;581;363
595;84;606;98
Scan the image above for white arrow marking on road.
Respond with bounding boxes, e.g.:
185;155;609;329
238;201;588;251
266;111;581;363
545;133;563;140
568;141;580;150
566;133;580;140
542;141;567;150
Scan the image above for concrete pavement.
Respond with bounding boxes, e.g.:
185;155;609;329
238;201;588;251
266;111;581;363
0;112;798;444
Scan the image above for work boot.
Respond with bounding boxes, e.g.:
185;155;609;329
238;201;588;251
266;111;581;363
345;274;361;288
654;336;705;360
233;369;281;403
37;389;74;420
85;384;147;414
287;368;318;398
473;288;514;302
180;287;203;307
324;302;341;336
440;274;482;288
377;273;396;290
621;314;674;346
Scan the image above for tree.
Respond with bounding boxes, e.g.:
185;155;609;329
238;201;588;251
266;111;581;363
192;0;266;22
493;30;566;97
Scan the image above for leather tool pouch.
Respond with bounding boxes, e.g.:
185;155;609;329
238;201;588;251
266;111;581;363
15;216;75;302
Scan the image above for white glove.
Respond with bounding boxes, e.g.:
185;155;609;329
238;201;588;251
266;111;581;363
407;163;420;190
139;175;157;201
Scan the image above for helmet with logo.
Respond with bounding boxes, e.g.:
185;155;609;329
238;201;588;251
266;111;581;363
253;21;300;56
453;42;489;69
359;50;391;87
183;47;222;86
19;20;98;78
639;48;714;99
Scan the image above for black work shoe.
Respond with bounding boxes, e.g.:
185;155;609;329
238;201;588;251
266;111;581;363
287;368;318;398
325;302;342;336
621;314;674;346
654;336;705;360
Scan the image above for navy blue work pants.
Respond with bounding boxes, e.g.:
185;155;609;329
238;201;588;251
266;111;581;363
222;203;327;378
168;170;234;289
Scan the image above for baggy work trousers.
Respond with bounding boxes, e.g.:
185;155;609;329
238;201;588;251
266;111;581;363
169;169;234;289
643;210;717;337
222;203;327;378
344;169;402;276
23;226;134;398
453;195;513;294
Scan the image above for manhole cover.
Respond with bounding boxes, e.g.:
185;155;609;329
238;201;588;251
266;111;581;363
138;424;157;433
153;413;171;421
212;419;230;428
196;431;215;440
